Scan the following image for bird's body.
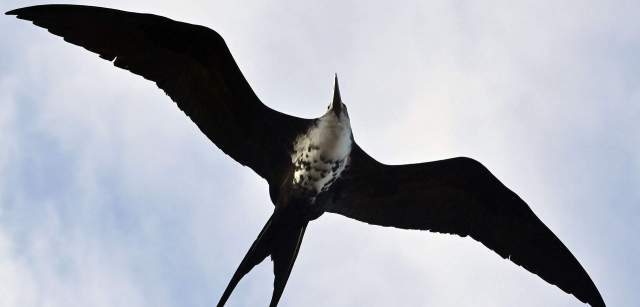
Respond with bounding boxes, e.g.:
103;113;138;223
269;83;352;223
7;4;607;307
291;107;352;195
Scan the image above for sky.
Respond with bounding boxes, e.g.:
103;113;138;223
1;0;638;306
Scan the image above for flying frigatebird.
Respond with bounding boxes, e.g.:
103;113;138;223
7;4;606;307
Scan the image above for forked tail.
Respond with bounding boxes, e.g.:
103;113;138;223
217;211;308;307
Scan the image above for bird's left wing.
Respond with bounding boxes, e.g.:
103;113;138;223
7;4;312;184
325;145;605;307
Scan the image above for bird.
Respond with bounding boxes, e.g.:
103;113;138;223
6;4;606;307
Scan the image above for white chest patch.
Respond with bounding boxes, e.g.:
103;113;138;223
291;112;352;193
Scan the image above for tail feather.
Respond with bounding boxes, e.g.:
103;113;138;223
217;212;308;307
269;223;307;307
217;216;274;307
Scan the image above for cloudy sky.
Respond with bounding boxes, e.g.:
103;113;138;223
1;0;638;306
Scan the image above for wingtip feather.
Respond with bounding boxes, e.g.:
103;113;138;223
5;4;71;18
5;7;23;16
5;6;39;18
6;5;42;16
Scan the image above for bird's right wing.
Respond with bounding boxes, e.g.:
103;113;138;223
7;4;312;183
325;145;605;307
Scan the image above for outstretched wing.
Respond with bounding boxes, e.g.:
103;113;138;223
7;4;311;184
326;145;605;307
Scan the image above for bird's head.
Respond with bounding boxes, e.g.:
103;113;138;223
326;74;349;119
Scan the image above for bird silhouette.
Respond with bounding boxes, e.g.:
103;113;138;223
7;4;606;307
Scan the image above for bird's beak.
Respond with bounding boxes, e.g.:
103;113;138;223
331;74;342;115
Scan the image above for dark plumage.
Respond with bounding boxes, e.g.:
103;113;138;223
7;4;606;307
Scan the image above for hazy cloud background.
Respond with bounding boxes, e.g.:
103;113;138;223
1;0;638;306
